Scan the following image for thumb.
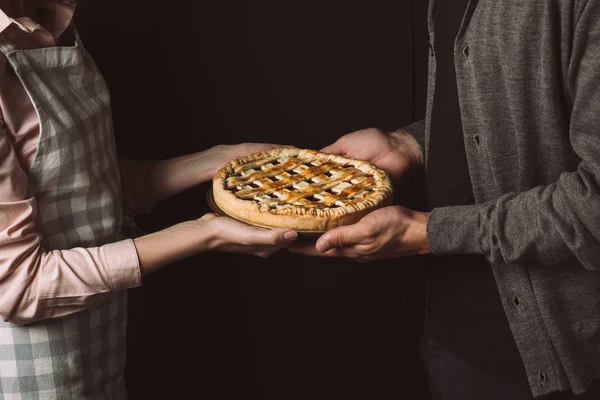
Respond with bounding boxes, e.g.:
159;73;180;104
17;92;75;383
248;227;298;245
316;224;365;253
320;139;345;155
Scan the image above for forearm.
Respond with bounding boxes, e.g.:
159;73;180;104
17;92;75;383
427;167;600;269
120;147;222;214
1;236;141;325
133;220;213;276
6;218;217;324
150;148;223;202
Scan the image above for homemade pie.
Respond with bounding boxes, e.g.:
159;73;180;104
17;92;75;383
212;148;393;232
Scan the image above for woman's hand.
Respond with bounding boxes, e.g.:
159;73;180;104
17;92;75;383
205;143;293;178
200;214;298;258
134;214;298;276
125;143;293;215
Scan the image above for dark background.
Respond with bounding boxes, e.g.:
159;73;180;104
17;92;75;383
75;1;430;399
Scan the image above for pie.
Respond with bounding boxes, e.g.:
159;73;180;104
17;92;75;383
212;148;393;232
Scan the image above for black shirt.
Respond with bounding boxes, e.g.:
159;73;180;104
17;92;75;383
425;0;528;385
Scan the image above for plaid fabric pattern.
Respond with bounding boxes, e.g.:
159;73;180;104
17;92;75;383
0;30;128;399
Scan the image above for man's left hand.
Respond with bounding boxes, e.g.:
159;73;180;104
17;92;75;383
289;206;432;262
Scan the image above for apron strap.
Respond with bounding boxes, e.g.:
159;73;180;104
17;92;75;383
0;30;19;56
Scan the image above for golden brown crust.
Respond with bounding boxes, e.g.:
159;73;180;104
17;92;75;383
212;148;393;232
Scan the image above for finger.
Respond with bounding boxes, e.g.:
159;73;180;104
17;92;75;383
315;224;371;253
353;243;376;256
288;242;320;256
288;242;343;257
331;247;364;259
320;140;345;155
253;242;294;258
288;242;361;258
244;227;297;245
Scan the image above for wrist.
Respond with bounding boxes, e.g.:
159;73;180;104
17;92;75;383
187;219;217;252
196;146;226;183
389;130;424;168
407;211;431;255
200;223;220;252
134;220;214;275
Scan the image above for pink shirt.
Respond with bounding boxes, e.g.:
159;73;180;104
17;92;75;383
0;0;142;324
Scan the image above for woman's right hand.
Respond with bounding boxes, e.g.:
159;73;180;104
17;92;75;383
200;214;297;257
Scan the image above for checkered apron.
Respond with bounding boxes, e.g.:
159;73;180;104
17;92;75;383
0;30;128;399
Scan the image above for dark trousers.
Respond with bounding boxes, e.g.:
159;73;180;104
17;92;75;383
420;334;600;400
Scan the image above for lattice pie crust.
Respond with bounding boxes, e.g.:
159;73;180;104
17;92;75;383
212;148;393;232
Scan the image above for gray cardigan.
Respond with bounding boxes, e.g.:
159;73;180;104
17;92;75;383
404;0;600;396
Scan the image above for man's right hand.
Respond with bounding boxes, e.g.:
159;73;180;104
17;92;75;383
321;128;423;181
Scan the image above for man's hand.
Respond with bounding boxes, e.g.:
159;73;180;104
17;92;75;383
201;214;297;258
289;206;431;262
321;128;422;181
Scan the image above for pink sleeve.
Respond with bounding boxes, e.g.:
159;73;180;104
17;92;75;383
0;113;142;325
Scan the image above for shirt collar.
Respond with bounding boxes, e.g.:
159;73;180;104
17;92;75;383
0;8;13;33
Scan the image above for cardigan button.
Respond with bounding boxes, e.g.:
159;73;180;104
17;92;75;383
539;371;547;387
463;45;470;57
513;294;522;310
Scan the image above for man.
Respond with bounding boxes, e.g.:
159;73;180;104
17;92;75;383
0;1;296;398
291;0;600;398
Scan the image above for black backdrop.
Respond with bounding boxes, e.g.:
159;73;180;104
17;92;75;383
74;1;430;399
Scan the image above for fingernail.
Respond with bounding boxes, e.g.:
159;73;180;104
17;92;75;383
284;231;298;240
316;239;330;253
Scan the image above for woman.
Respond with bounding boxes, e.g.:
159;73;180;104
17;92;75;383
0;1;296;398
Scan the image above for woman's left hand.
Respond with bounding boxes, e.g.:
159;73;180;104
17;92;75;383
206;143;293;177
